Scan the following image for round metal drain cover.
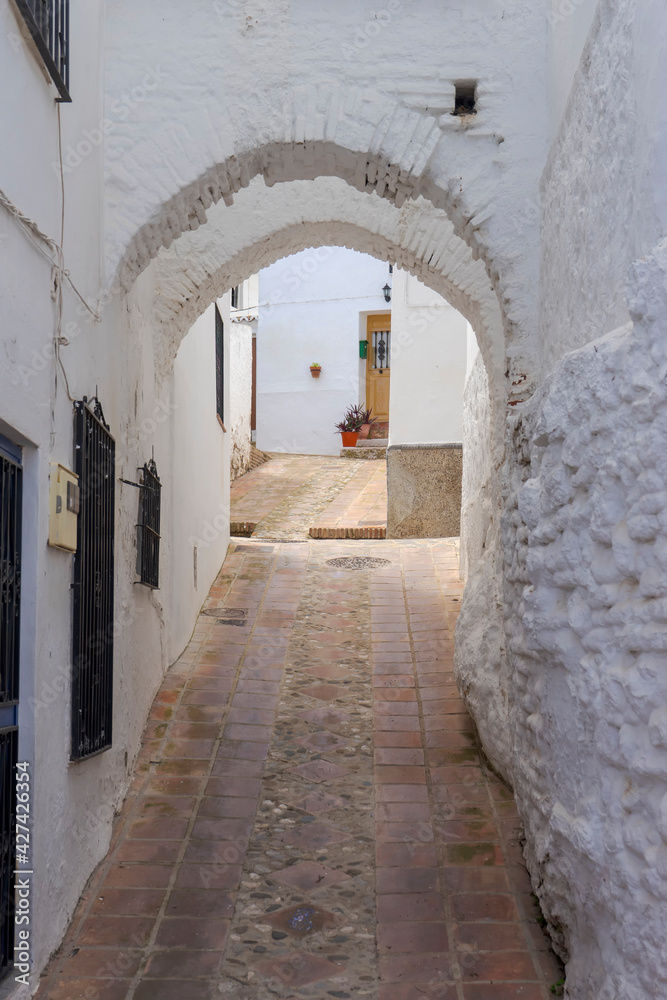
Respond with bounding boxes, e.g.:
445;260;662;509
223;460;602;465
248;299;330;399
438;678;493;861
201;608;247;618
325;556;391;571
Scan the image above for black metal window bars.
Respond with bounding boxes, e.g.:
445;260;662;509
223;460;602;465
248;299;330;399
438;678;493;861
14;0;71;102
136;459;161;590
72;398;115;761
372;329;391;374
215;305;225;424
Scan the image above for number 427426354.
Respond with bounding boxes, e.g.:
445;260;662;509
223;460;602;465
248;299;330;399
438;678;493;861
16;763;30;867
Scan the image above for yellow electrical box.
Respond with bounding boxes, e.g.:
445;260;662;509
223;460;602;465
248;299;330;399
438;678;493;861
48;463;80;552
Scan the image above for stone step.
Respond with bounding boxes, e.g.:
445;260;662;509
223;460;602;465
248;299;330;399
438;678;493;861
309;525;386;539
230;520;257;536
357;438;388;447
340;446;387;459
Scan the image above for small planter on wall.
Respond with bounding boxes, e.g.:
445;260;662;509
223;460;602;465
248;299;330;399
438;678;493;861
310;364;322;379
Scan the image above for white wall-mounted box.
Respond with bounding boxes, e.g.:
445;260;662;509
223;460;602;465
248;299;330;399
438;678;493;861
48;463;80;552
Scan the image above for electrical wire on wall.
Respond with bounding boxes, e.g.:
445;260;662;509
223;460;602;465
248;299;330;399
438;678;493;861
0;109;100;406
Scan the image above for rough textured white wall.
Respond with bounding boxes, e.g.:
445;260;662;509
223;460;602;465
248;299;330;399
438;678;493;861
389;269;467;446
229;319;253;480
256;247;389;455
503;242;667;999
484;5;667;996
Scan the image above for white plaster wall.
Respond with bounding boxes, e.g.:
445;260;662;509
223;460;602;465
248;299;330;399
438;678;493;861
0;2;232;980
229;319;253;480
455;350;510;780
548;0;600;130
388;270;467;446
168;299;231;660
256;247;389;455
539;0;667;377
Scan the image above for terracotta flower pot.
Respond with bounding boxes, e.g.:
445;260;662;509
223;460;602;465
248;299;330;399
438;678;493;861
310;367;321;378
358;423;371;439
341;431;359;447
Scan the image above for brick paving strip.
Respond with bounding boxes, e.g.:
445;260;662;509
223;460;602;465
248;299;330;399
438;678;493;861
372;543;561;1000
35;539;562;1000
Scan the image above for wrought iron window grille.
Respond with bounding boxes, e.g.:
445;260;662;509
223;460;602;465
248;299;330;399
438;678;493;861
72;397;115;762
372;329;390;374
215;305;225;424
14;0;71;102
122;458;161;590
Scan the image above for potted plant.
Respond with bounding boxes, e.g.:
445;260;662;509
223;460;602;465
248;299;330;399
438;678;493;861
335;403;365;447
357;408;377;440
310;362;322;379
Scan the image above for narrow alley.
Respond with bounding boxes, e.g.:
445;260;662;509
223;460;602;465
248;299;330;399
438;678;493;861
35;461;561;1000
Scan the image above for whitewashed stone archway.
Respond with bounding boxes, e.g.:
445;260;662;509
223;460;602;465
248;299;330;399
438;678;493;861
104;0;548;386
151;177;503;390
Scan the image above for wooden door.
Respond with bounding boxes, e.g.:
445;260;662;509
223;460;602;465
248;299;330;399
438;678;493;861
365;313;391;421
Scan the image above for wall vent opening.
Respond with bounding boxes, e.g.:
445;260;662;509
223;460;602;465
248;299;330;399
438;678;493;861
452;82;477;116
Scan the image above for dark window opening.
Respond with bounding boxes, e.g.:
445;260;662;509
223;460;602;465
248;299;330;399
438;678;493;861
452;82;477;116
136;458;161;590
15;0;71;102
230;285;239;309
215;305;225;424
72;397;115;761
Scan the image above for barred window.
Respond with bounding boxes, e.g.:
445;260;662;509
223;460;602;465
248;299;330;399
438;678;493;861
136;459;161;589
215;305;225;424
72;397;115;761
15;0;71;102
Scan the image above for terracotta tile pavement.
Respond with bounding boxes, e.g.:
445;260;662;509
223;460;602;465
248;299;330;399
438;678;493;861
34;537;563;999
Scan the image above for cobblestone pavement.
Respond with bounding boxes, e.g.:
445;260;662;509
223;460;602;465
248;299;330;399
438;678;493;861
35;535;562;1000
231;456;387;539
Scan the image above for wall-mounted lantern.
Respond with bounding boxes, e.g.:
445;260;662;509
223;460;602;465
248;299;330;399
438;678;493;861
382;283;392;303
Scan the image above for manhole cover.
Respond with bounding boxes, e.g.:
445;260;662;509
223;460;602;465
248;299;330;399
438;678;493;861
201;608;247;618
202;608;248;625
325;556;391;571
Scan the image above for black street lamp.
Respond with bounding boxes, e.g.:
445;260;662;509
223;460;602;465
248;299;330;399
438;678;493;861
382;283;392;303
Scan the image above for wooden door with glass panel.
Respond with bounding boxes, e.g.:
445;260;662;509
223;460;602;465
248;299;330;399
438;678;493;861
365;314;391;422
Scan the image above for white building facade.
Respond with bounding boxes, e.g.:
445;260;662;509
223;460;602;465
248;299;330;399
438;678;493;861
255;247;392;456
